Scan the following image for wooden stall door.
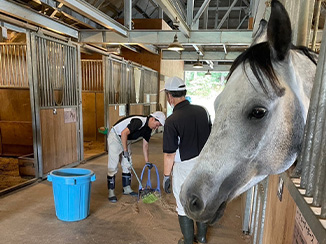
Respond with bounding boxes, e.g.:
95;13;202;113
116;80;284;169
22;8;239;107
96;93;104;142
40;109;77;174
30;33;81;176
82;92;96;141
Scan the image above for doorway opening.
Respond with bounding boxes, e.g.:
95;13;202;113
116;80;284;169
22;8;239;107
185;71;228;121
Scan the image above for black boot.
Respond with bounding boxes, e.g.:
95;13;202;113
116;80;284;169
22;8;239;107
122;173;138;196
107;175;117;203
178;215;194;244
195;222;208;243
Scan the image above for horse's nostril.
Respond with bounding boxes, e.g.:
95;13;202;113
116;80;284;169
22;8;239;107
189;194;204;213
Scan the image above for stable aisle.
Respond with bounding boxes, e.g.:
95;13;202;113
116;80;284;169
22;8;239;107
0;133;251;244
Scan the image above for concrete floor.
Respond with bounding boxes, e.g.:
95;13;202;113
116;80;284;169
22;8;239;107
0;133;251;244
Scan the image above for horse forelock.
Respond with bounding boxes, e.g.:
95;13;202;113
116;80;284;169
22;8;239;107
227;42;317;97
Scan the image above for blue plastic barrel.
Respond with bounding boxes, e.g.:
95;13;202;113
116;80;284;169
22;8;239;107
47;168;96;222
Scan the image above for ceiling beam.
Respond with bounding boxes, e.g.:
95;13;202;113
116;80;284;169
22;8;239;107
122;44;141;53
217;0;239;29
18;0;103;29
193;44;204;56
214;0;219;29
93;0;106;9
154;0;190;37
80;30;253;45
124;0;132;30
184;64;231;72
195;6;248;11
138;44;159;54
162;50;241;61
0;0;78;39
242;0;250;7
55;0;128;36
175;0;187;20
59;5;99;28
192;0;211;26
187;0;194;27
134;4;151;18
0;13;72;41
206;60;214;69
203;4;209;29
237;13;249;29
117;0;140;18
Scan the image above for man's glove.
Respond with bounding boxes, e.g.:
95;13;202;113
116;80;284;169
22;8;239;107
163;175;171;194
122;151;131;165
146;162;153;169
122;151;130;158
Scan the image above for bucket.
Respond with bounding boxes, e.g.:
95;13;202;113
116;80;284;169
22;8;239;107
47;168;96;222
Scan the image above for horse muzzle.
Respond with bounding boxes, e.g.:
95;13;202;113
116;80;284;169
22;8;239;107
180;186;228;224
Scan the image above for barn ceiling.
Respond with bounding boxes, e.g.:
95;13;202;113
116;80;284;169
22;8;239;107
0;0;324;70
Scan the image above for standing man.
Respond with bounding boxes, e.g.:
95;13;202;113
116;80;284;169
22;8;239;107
107;111;165;203
162;76;211;244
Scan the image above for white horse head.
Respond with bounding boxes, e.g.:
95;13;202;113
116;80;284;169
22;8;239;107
180;0;317;224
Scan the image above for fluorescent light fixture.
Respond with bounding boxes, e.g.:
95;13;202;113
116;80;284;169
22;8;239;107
168;34;184;51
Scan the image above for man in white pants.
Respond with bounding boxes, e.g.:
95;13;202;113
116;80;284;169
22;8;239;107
162;77;211;244
107;111;165;203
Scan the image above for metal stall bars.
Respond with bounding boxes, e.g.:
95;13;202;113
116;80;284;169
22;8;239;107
104;54;129;129
30;32;82;177
81;60;103;92
294;16;326;234
128;61;145;115
243;6;326;244
143;68;159;115
81;60;104;148
0;43;28;88
242;178;269;244
241;1;320;242
0;43;33;175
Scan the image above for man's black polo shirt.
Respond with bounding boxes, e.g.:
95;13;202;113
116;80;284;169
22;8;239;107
163;100;211;161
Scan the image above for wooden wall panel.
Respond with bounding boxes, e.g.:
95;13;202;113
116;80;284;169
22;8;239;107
95;93;104;142
129;104;144;115
2;144;33;157
160;60;184;78
120;48;161;72
0;121;33;145
0;88;33;156
263;175;296;244
117;19;171;30
82;92;96;141
0;130;2;155
0;89;32;121
108;105;125;128
81;53;102;60
40;109;77;174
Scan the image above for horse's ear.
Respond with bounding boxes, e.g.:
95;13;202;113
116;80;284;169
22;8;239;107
251;19;268;46
267;0;292;61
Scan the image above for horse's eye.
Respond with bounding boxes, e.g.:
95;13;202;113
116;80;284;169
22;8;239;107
249;107;267;120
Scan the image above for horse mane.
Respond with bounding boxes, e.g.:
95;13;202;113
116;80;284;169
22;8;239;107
227;42;317;97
